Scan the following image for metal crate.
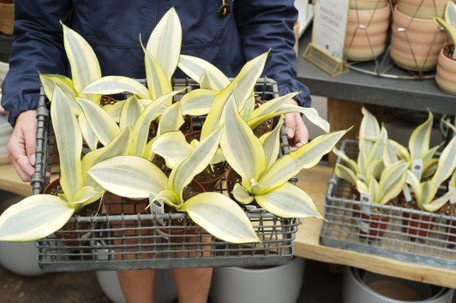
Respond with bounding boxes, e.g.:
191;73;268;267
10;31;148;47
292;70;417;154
32;78;300;272
320;140;456;269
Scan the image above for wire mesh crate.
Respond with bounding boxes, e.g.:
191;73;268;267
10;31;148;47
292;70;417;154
320;140;456;269
31;78;300;272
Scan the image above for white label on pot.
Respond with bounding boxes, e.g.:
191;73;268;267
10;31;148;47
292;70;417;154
412;159;423;181
356;173;366;183
360;192;372;212
359;220;370;234
450;186;456;204
359;193;372;234
150;198;165;225
403;185;412;202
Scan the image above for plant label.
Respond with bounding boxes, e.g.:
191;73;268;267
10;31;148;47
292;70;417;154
412;159;423;181
150;196;165;225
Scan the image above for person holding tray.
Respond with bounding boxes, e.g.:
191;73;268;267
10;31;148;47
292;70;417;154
1;1;311;302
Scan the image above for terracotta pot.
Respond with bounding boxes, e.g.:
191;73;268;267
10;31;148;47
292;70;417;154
350;183;361;201
354;204;391;241
397;0;449;19
390;5;446;71
44;178;103;246
400;198;436;241
353;199;392;242
448;218;456;246
435;45;456;95
344;5;391;62
155;180;206;243
349;0;389;10
438;201;456;247
185;131;229;191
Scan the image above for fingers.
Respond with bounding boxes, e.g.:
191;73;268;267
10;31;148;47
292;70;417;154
284;112;296;139
284;112;309;151
7;110;37;182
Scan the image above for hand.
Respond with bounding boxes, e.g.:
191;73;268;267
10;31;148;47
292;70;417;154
7;110;37;182
284;98;309;151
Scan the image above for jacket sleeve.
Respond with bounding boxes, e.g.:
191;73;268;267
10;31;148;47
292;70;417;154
1;0;72;126
233;0;311;107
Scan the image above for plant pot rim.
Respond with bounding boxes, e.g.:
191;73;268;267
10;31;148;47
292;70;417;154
441;44;456;61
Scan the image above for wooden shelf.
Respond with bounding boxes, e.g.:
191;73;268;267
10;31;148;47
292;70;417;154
0;162;32;197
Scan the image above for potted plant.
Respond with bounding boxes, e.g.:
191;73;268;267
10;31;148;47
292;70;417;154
434;1;456;95
397;133;456;240
334;117;409;241
0;85;115;241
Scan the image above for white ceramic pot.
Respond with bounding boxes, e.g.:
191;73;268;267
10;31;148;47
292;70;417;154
96;269;178;303
397;0;449;19
209;257;305;303
95;244;177;303
0;241;44;276
343;267;454;303
435;45;456;95
390;5;446;71
344;5;391;61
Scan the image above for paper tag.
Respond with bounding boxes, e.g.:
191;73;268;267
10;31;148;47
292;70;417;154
412;159;423;181
360;192;372;213
359;220;370;234
402;185;412;202
245;205;266;213
356;173;366;183
359;192;372;234
450;185;456;204
150;198;165;225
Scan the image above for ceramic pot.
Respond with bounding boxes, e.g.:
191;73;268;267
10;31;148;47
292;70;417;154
397;0;449;19
350;0;389;10
435;45;456;95
209;257;305;303
0;241;44;276
343;267;454;303
95;244;178;303
44;178;104;246
390;5;446;71
344;5;391;61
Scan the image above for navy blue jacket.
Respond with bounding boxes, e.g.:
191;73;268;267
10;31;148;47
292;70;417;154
2;0;311;126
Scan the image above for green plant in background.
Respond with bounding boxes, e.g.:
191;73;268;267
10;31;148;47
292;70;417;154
384;109;442;182
424;169;456;212
407;135;456;211
334;107;387;188
434;1;456;58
